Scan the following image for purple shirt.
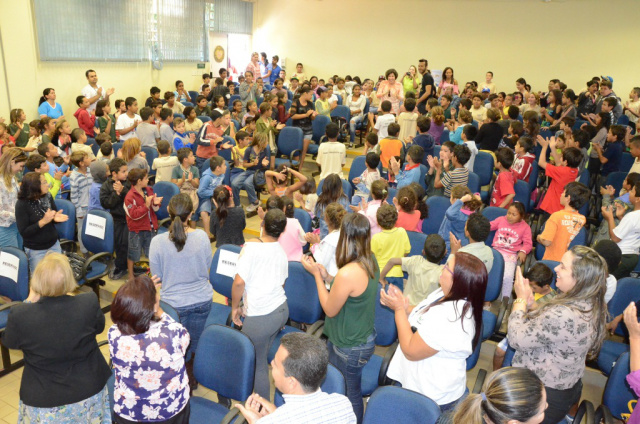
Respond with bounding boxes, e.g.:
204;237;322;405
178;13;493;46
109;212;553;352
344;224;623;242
627;370;640;424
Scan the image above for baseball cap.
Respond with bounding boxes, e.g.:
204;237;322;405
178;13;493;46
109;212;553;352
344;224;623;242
317;86;328;95
601;75;614;83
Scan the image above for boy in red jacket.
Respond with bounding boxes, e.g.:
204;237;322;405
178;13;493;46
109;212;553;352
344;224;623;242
73;96;96;137
124;168;162;281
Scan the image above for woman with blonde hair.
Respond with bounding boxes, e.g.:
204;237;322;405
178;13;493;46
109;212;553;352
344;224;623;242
453;367;547;424
401;65;421;97
0;147;27;248
508;245;607;424
120;137;149;172
1;252;111;423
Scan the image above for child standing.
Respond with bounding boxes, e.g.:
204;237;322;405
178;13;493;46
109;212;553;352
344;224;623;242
314;173;350;239
96;100;117;143
538;138;583;215
69;151;93;254
602;180;640;279
397;98;419;142
448;109;473;145
379;234;446;306
394;185;421;232
489;202;533;298
277;196;307;262
371;203;411;290
211;185;245;247
379;123;404;171
171;148;201;222
115;97;141;142
410;116;435;163
88;161;108;212
351;152;381;206
152;140;180;183
8;109;29;148
511;136;535;183
538;182;590;262
159;108;175;146
70;128;96;160
490;148;516;208
195;110;229;171
316;123;346;179
352;179;388;236
198;156;227;240
100;158;131;280
124;168;162;281
73;96;96;137
39;117;56;145
439;188;483;253
54;119;73;157
255;102;284;160
136;107;160;149
592;124;626;182
427;106;446;143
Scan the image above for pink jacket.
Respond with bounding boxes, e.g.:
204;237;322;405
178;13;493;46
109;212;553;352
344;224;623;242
279;217;306;261
489;216;533;255
360;200;383;236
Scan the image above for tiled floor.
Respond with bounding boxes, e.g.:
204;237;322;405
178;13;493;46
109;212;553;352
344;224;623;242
0;148;609;420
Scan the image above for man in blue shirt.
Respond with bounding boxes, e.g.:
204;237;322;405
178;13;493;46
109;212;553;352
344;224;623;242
266;55;282;86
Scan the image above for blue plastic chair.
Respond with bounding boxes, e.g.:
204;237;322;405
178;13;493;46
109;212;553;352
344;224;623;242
600;351;634;420
204;245;243;328
330;105;351;131
620;152;635;174
312;114;331;143
361;284;399;397
79;210;114;297
54;199;77;248
231;119;240;132
475;152;495;203
407;231;427;257
173;113;185;120
513;180;531;212
335;94;343;106
468;172;481;194
153;181;180;230
605;172;628;195
228;95;241;109
294;208;311;253
440;129;450;143
190;325;256;424
363;386;441;424
141;146;159;178
482;206;507;246
86;137;100;156
597;277;640;375
159;300;180;323
218;136;236;163
188;91;199;104
348;156;368;193
482;248;505;340
0;247;29;376
180;101;194;107
617;114;630;126
275;127;303;168
355;98;370;145
317;178;353;202
274;364;345;407
422;196;449;235
200;116;211;123
112;141;123;157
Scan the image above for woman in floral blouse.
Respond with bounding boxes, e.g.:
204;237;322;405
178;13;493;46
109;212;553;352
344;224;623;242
508;246;607;424
109;275;191;424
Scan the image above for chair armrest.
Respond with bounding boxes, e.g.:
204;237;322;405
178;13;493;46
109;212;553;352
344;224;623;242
81;252;114;281
495;296;512;338
0;301;21;314
307;320;325;338
378;341;398;387
221;407;246;424
59;239;76;252
595;404;614;424
158;218;172;228
290;148;302;161
574;400;594;424
472;369;487;393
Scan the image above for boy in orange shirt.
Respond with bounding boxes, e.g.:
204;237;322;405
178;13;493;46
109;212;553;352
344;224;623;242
537;136;583;215
537;181;590;261
378;123;404;173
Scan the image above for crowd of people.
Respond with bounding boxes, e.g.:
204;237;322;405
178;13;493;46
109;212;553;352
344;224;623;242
0;51;640;424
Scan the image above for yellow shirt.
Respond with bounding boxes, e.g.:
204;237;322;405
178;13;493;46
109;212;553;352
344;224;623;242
372;227;411;278
234;145;248;170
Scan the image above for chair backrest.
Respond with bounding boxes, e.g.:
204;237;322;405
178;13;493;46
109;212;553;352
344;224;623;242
285;99;292;113
468;172;481;194
434;145;441;158
141;146;159;175
112;141;123;156
485;248;504;302
209;244;242;298
527;163;539;194
330;105;351;121
159;300;180;323
348;156;368;193
466;322;484;371
231;119;240;132
194;325;256;401
284;262;323;324
617;114;630;126
335;94;343;106
440;129;450;143
86;137;100;156
536;259;559;290
277;127;304;158
274;363;345;407
54;198;76;241
474;152;495;186
312;115;331;143
363;386;441;424
81;209;114;254
316;178;353;202
294;207;311;233
218;136;236;162
229;95;241;108
481;207;507;246
0;247;29;301
418;164;428;191
188;90;199;104
608;277;640;336
181;101;194;107
621;152;635;174
152;181;180;222
603;351;634;419
606;171;628;195
173;113;185;120
422;196;449;235
200;115;211;123
513;180;531;212
407;231;427;257
375;283;399;346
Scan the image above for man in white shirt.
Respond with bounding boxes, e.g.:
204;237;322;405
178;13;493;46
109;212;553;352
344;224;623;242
316;123;346;179
81;69;114;113
236;333;356;424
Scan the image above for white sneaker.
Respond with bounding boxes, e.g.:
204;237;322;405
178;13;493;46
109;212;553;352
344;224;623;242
246;203;258;212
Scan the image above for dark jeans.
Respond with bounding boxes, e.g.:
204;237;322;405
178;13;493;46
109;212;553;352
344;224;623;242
614;254;639;280
542;380;582;424
114;402;190;424
328;331;376;424
174;300;212;359
114;220;129;271
386;277;404;291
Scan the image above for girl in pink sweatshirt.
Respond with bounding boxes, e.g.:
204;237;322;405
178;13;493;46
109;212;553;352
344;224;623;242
490;202;533;298
352;179;388;236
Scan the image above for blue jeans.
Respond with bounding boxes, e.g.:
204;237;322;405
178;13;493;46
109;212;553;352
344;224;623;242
386;276;404;291
174;300;212;359
436;389;468;424
25;240;61;275
0;223;22;249
231;171;257;205
328;330;376;424
349;115;364;142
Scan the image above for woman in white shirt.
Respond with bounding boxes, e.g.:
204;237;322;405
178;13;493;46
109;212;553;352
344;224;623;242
347;84;367;147
380;251;486;413
231;208;289;398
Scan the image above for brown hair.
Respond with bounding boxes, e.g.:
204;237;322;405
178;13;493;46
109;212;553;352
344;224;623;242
335;213;377;279
111;275;161;335
324;202;347;231
121;138;142;162
397;186;417;213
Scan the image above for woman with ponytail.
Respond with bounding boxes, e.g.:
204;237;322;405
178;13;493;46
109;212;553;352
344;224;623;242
453;367;547;424
149;193;213;390
37;88;64;122
210;185;245;247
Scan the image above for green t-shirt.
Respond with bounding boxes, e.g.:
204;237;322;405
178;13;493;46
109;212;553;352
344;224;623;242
171;165;200;181
8;123;29;147
98;114;117;143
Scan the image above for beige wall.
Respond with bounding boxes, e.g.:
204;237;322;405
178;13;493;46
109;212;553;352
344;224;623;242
0;0;208;124
253;0;640;98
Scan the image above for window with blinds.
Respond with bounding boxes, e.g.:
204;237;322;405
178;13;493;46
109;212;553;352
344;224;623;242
208;0;253;35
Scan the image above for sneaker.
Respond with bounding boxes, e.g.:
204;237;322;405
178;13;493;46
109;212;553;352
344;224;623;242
246;203;259;213
109;268;127;280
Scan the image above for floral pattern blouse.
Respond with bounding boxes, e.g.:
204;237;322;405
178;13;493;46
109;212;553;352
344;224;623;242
0;178;19;227
507;302;596;390
108;313;190;422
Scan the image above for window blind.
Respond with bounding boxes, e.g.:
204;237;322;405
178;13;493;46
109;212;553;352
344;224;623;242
156;0;208;62
212;0;253;35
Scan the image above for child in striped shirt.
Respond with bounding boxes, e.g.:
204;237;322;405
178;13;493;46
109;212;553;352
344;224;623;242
70;151;93;254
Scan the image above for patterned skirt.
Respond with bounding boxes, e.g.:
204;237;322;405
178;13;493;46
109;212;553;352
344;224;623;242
18;384;111;424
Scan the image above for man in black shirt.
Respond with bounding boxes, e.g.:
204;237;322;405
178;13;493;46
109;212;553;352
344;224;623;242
416;59;436;115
